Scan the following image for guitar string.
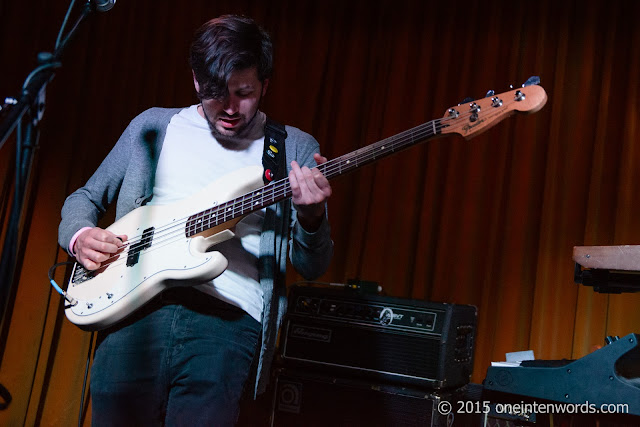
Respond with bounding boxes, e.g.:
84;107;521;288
143;98;509;244
110;104;479;248
74;96;523;277
74;101;511;277
73;115;447;277
91;116;447;254
85;115;446;263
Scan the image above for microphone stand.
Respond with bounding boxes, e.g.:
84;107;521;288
0;1;99;403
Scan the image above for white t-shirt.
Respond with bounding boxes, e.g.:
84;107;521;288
148;105;265;321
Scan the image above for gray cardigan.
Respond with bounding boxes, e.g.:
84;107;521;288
58;107;333;395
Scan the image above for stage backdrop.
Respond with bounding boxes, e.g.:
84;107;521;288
1;0;639;424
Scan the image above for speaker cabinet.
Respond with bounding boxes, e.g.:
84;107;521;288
271;368;466;427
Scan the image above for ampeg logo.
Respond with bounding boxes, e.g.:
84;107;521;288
379;307;394;325
278;380;302;414
290;325;332;342
379;307;405;326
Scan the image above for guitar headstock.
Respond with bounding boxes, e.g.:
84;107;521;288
440;77;547;140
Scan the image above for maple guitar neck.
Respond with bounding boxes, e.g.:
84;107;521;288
186;81;548;238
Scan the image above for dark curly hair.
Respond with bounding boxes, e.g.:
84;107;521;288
189;15;273;100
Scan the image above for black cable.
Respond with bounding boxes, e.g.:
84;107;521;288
48;259;92;426
48;261;77;305
78;331;94;427
47;261;75;282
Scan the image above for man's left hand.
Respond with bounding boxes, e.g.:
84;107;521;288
289;153;332;232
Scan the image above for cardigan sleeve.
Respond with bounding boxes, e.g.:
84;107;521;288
285;126;334;279
58;107;179;254
58;123;132;253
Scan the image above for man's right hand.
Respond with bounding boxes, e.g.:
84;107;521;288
74;227;127;270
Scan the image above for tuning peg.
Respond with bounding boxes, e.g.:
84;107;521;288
522;76;541;87
458;97;474;105
485;90;495;97
605;336;620;345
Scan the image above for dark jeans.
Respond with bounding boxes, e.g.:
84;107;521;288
90;288;261;427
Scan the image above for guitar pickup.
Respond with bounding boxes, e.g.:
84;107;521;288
127;227;154;267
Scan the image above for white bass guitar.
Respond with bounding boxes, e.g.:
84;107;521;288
64;80;547;330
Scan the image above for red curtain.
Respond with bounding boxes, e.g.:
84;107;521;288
1;0;639;424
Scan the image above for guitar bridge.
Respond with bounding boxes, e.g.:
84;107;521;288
71;264;95;284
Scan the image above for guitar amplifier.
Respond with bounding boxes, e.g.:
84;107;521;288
281;285;477;389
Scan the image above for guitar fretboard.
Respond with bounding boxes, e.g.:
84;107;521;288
185;118;444;237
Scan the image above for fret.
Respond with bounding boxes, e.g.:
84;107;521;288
226;202;234;222
200;210;206;232
229;201;235;221
251;190;260;211
230;201;235;220
195;214;202;234
208;207;215;228
211;207;218;227
218;203;225;224
241;194;248;214
235;196;243;218
235;197;242;218
258;188;265;209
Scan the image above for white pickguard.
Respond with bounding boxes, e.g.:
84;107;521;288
65;165;265;330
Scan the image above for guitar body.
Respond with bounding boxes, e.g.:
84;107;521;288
65;165;265;330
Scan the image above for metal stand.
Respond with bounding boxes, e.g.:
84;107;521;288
0;0;102;400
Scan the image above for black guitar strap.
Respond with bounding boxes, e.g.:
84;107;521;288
262;117;287;184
